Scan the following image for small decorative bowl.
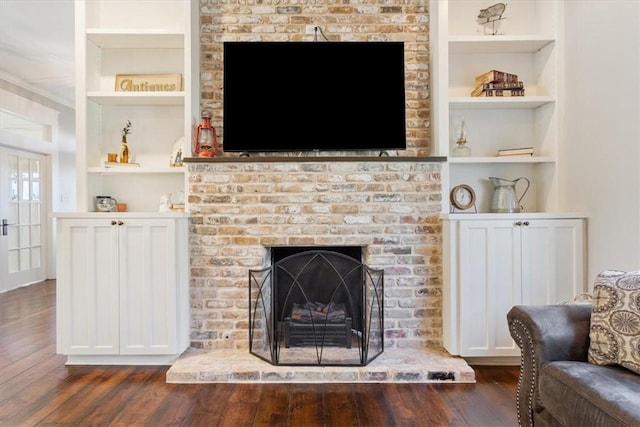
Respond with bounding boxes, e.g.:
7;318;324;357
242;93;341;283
96;198;116;212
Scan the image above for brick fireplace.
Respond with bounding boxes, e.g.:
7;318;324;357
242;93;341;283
186;156;445;353
169;2;467;381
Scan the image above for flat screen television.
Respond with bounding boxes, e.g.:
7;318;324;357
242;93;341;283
222;41;406;153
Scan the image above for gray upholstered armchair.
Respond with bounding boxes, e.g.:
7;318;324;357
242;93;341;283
507;304;640;427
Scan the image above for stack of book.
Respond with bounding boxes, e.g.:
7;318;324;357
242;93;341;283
497;147;534;157
471;70;525;97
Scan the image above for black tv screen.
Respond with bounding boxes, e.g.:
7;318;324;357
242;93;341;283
222;41;406;153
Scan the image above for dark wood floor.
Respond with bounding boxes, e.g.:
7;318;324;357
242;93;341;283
0;280;520;426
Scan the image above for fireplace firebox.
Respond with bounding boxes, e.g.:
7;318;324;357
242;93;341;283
248;248;384;366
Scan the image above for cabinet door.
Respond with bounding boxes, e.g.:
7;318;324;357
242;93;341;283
521;219;585;305
458;220;522;357
56;218;119;355
118;218;178;355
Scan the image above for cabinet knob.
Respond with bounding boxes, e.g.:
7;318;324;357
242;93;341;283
118;221;124;226
111;220;117;226
523;221;530;226
515;221;522;226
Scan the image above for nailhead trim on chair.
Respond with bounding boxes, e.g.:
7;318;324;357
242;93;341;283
509;318;537;427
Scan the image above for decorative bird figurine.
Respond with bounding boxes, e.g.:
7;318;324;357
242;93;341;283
477;3;507;35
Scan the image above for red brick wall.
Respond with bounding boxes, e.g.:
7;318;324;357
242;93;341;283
198;0;431;157
191;1;438;351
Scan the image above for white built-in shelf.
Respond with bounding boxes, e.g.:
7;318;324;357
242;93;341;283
442;212;588;220
87;166;185;174
449;156;555;164
86;30;184;48
76;0;193;213
87;92;185;105
449;35;555;54
449;96;555;110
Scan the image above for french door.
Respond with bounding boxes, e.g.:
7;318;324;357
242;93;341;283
0;147;47;292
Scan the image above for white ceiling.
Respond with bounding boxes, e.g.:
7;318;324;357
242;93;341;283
0;0;75;108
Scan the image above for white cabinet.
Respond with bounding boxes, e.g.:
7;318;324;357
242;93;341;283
55;214;189;365
443;216;586;358
75;0;197;213
431;0;562;213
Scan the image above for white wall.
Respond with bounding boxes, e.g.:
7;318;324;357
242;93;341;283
563;1;640;284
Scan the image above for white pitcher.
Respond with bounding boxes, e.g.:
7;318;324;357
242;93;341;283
489;177;530;213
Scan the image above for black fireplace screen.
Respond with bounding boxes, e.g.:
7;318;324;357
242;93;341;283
248;250;384;366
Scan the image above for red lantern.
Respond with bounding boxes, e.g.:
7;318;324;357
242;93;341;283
194;111;218;158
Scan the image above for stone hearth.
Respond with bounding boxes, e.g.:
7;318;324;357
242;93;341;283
167;348;475;383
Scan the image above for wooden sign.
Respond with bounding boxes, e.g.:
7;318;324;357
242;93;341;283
115;74;182;92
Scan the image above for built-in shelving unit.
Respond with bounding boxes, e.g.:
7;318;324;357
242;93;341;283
432;0;588;360
75;0;197;213
53;0;194;366
432;0;562;214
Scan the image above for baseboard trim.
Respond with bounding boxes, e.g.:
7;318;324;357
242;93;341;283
463;356;520;366
64;354;181;366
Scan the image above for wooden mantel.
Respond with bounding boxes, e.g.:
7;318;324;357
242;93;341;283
183;156;447;163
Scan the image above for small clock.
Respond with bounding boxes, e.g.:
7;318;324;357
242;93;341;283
450;184;477;211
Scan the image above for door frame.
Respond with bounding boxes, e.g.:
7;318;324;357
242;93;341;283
1;88;63;290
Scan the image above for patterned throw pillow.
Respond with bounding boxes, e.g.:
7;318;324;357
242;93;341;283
588;270;640;375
